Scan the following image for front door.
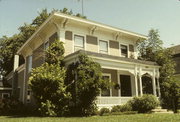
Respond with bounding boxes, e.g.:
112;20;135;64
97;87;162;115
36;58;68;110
120;75;132;96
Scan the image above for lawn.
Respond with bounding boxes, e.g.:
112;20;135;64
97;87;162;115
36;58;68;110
0;113;179;122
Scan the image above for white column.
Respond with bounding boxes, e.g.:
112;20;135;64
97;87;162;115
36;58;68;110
59;29;65;43
134;65;138;96
13;55;19;71
157;78;161;97
139;74;143;96
152;69;157;96
135;75;138;97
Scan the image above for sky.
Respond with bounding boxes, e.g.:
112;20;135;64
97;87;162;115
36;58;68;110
0;0;180;47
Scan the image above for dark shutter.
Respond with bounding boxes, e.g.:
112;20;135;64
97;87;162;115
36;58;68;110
129;44;134;52
65;31;73;40
109;40;119;49
86;35;98;45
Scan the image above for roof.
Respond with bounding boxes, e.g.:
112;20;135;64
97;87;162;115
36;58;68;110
17;12;147;54
170;45;180;55
65;50;159;67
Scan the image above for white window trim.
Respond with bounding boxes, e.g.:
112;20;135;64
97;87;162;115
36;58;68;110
98;40;109;55
119;43;129;58
100;73;112;97
73;33;86;53
2;93;10;99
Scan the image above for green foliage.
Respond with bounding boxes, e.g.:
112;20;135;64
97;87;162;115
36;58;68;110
45;40;65;65
137;29;178;113
0;98;24;115
99;108;110;116
0;8;86;78
30;40;71;116
66;54;109;116
111;104;132;113
128;94;159;113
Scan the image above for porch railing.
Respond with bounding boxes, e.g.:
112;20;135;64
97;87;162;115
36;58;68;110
96;96;133;107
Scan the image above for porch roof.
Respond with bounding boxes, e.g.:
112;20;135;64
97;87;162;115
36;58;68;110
64;50;159;67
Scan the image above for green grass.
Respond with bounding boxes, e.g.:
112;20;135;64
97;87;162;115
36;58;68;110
0;113;180;122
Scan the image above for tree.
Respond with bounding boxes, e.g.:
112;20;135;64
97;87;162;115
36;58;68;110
29;40;71;116
0;8;86;78
66;54;109;116
137;29;179;113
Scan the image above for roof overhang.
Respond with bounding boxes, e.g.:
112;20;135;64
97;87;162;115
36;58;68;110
17;12;148;55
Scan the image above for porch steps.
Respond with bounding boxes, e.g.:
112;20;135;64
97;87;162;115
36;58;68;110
151;107;173;114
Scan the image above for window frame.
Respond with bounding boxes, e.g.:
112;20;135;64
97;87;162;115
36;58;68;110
99;40;109;54
74;35;85;51
120;44;128;58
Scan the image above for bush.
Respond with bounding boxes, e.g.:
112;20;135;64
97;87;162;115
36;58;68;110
99;108;110;116
128;94;159;113
0;98;24;115
111;104;132;113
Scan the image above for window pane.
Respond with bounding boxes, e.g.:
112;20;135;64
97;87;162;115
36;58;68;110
99;40;108;53
74;35;84;47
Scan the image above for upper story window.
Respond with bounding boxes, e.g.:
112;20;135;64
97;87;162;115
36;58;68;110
28;55;32;73
74;35;85;51
99;40;108;54
120;44;128;57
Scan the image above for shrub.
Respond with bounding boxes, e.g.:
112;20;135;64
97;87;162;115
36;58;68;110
128;94;159;113
66;54;109;116
0;98;24;115
111;104;132;113
99;108;110;116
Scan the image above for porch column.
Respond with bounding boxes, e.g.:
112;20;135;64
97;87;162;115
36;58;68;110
157;78;161;97
13;55;19;71
139;74;143;96
152;69;157;96
134;75;138;96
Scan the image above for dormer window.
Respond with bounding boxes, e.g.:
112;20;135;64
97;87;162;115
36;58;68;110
120;44;128;57
99;40;108;54
74;35;85;51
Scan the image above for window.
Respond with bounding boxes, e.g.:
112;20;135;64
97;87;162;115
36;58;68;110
120;45;128;57
74;35;85;51
101;74;111;96
2;93;10;99
28;55;32;72
99;40;108;54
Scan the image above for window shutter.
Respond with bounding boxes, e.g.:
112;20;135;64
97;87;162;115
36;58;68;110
86;35;97;45
109;40;119;49
65;31;73;40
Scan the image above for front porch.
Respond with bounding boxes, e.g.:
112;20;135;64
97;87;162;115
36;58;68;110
96;68;161;109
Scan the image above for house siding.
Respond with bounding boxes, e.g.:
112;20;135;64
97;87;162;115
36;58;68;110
17;70;24;101
86;35;98;52
109;40;120;56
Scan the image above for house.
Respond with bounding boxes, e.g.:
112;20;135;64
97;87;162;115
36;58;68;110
171;45;180;79
8;12;160;108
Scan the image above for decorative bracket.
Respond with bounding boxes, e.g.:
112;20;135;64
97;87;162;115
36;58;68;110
90;26;97;35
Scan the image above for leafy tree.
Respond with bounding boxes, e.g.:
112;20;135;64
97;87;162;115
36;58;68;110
66;54;109;116
137;29;179;113
29;40;71;116
0;8;86;78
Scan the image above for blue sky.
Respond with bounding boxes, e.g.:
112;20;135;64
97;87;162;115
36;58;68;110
0;0;180;47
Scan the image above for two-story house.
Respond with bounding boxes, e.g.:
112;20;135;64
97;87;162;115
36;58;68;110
9;12;160;108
